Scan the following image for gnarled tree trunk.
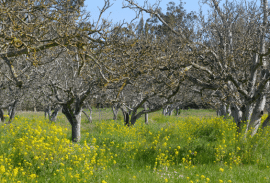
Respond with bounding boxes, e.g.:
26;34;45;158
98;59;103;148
62;104;82;142
0;109;4;122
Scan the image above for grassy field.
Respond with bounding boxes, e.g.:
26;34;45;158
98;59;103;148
0;109;270;183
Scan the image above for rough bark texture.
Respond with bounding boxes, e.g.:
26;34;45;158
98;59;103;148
0;109;4;122
230;105;243;133
242;105;254;126
248;96;265;135
72;114;81;142
62;104;82;142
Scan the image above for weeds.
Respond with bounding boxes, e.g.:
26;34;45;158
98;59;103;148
0;111;269;182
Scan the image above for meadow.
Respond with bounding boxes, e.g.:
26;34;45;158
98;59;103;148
0;109;270;183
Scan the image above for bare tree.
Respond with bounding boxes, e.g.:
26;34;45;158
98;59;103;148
107;34;192;125
124;0;270;136
0;0;131;142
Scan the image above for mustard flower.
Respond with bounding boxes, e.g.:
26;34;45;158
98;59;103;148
0;165;5;173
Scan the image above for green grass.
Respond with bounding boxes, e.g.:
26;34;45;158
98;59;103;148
0;109;269;182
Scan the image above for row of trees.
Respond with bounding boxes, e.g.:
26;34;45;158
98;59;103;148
1;0;270;142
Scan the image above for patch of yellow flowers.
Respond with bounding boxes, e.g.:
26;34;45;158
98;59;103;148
0;116;115;182
0;113;269;182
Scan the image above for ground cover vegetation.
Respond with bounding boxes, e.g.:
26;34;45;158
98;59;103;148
0;110;270;182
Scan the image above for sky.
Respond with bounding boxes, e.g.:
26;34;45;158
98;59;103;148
84;0;211;24
84;0;261;25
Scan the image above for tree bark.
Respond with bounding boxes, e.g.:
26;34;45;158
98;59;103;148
175;106;181;116
83;102;92;123
34;102;37;112
8;106;12;117
217;103;231;119
217;104;226;116
0;109;4;122
163;105;172;116
165;103;182;116
82;110;92;123
62;104;82;142
45;105;51;119
112;103;120;121
248;96;266;135
124;112;130;125
122;110;130;125
230;104;243;133
247;0;268;136
130;114;139;126
144;103;148;125
166;105;173;116
242;105;253;124
50;105;62;122
8;100;18;123
129;107;146;126
120;105;130;125
162;106;168;116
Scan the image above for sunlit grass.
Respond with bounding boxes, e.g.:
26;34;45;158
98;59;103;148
0;110;269;182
